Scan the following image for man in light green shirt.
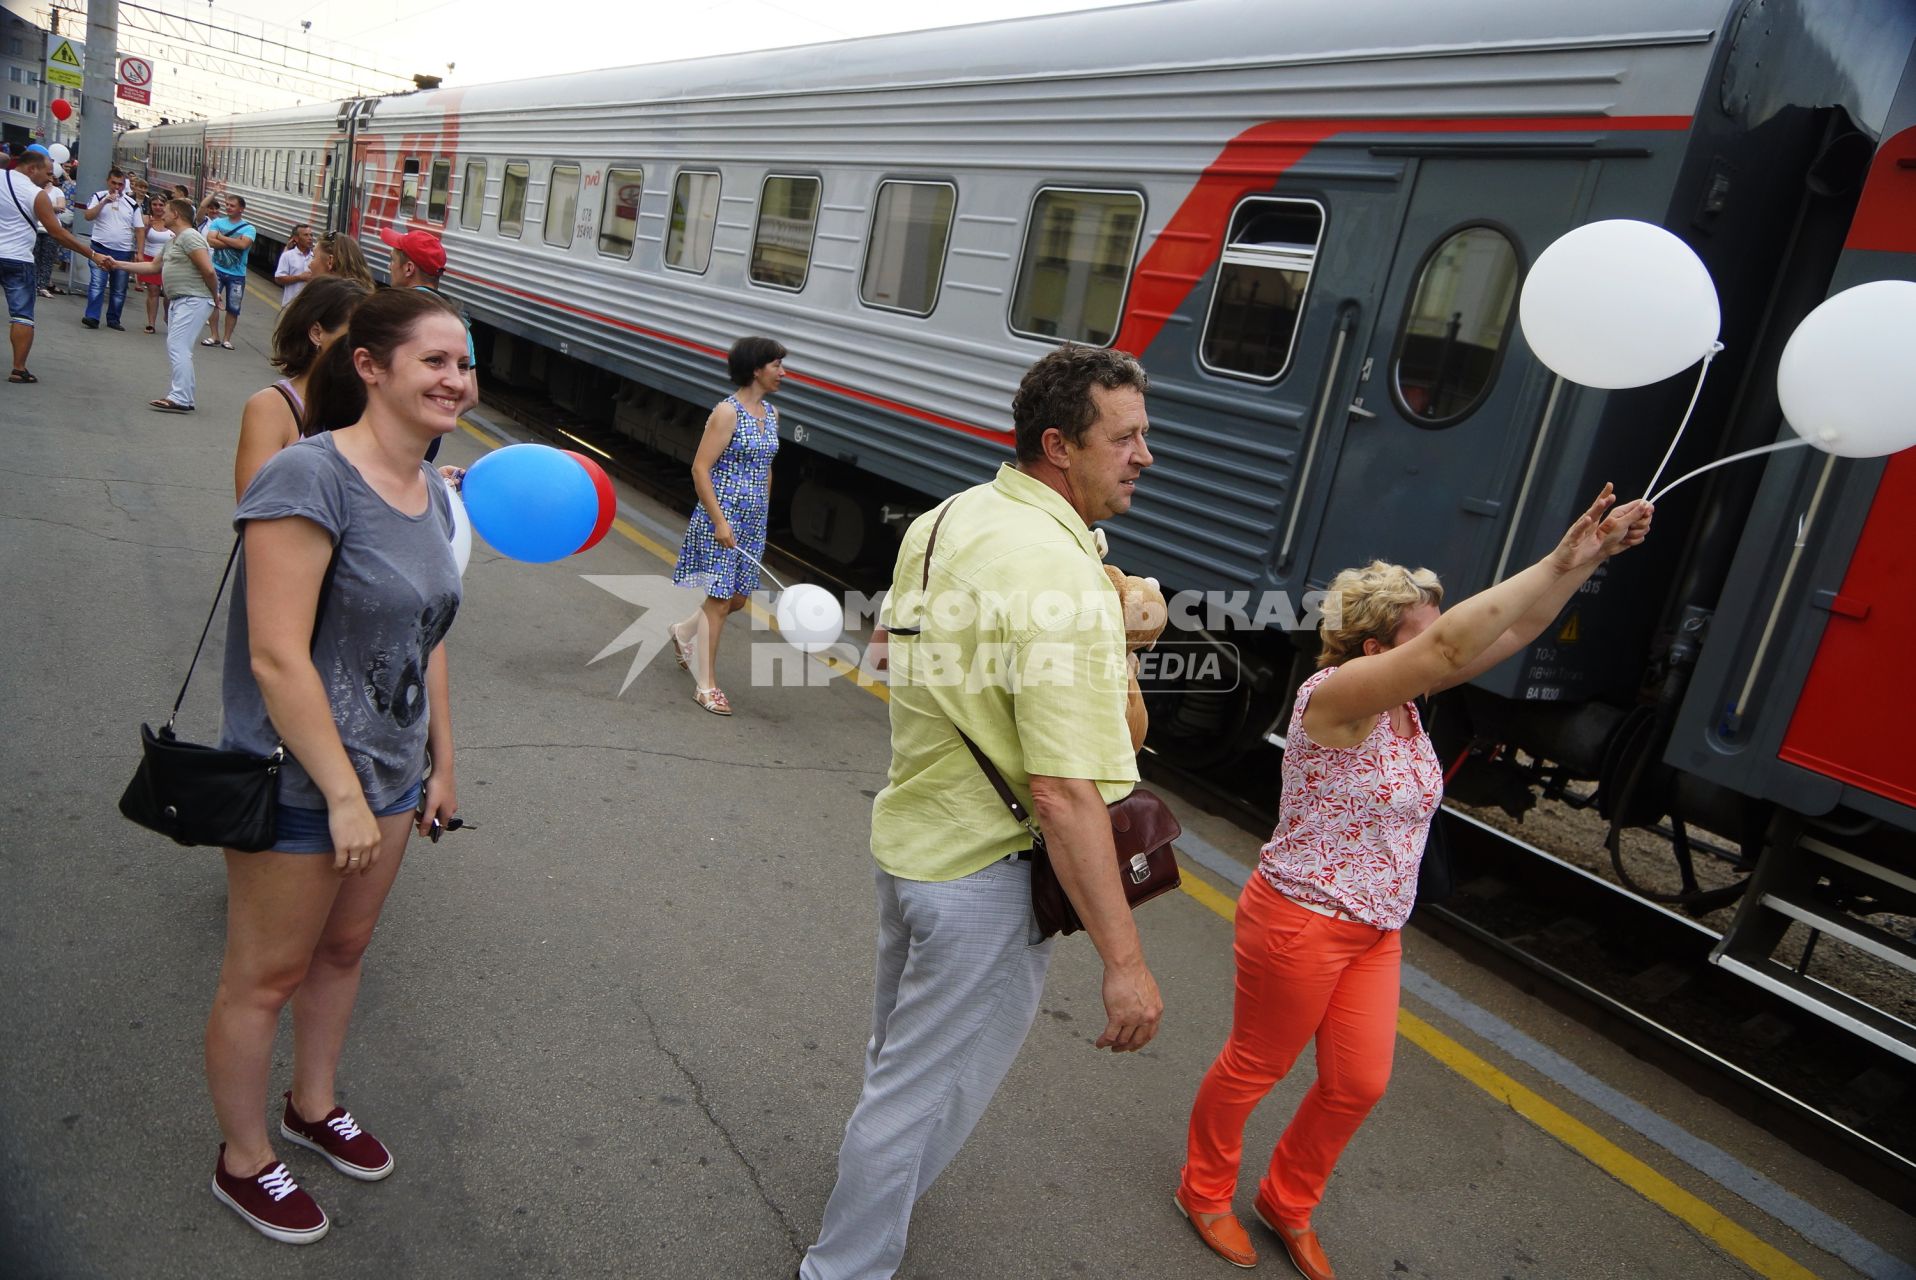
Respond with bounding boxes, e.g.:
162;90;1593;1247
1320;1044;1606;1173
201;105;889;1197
802;346;1164;1280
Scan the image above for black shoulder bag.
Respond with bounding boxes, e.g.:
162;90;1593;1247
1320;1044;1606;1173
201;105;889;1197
892;499;1182;940
119;533;338;851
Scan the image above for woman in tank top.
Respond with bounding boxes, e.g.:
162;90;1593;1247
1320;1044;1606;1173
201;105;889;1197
135;194;175;333
232;276;371;500
1175;486;1653;1278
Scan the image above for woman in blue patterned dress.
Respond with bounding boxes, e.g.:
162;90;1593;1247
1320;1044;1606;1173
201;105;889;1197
670;336;785;715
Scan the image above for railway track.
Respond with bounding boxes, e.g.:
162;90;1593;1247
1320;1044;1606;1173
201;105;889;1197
483;388;1916;1207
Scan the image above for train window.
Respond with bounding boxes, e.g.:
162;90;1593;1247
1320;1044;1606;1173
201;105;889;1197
598;167;643;260
1391;224;1521;426
400;158;420;217
1009;188;1143;346
1199;198;1324;382
460;161;487;230
499;162;529;238
544;163;581;248
427;159;451;223
860;180;955;316
750;174;821;291
665;170;720;273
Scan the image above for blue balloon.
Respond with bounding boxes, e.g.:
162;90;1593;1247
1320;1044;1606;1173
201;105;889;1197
459;444;600;564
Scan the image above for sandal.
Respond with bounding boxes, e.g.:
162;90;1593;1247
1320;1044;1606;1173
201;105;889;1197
200;337;218;347
144;325;155;334
9;368;37;383
149;399;194;413
672;628;696;672
693;687;733;717
220;340;235;350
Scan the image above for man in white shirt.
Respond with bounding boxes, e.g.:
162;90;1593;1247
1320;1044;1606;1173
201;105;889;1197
274;223;316;306
4;145;112;382
81;167;140;331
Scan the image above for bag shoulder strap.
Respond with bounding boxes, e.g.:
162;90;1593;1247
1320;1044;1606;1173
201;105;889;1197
167;530;340;731
5;173;39;235
884;495;959;638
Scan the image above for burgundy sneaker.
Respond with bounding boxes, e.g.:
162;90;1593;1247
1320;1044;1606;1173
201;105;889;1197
210;1145;329;1244
280;1093;394;1181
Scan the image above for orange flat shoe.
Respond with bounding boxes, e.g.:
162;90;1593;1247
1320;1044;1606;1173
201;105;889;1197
1253;1195;1334;1280
1174;1188;1258;1269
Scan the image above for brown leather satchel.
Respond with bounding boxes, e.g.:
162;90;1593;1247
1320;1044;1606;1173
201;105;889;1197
957;729;1183;939
889;494;1181;939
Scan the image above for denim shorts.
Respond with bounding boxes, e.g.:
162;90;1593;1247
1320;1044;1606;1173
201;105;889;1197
2;258;36;327
217;273;246;314
272;781;422;854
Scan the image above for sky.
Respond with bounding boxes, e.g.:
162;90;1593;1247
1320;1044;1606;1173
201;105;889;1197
20;0;1152;126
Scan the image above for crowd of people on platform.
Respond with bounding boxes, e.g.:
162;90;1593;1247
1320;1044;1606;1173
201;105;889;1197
9;141;1658;1274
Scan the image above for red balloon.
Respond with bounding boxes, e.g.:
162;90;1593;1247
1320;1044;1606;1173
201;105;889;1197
50;98;72;121
565;451;616;554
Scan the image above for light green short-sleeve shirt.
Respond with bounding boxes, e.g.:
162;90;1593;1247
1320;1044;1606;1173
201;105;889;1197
871;463;1138;882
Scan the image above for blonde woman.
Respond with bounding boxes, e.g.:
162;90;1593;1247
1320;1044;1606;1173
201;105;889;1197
1176;485;1651;1278
314;232;377;293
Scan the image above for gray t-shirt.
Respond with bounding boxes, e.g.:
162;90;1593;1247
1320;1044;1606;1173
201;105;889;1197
220;434;462;810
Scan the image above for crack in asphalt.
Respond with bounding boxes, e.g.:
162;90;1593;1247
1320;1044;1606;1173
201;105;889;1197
461;741;883;778
0;463;229;495
0;512;225;557
631;985;809;1259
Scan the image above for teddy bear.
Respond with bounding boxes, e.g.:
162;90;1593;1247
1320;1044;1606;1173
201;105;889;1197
1104;564;1168;752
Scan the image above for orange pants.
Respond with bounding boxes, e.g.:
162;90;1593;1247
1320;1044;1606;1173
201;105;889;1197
1180;873;1400;1226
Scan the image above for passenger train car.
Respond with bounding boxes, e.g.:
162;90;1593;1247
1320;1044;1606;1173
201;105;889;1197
116;0;1915;1051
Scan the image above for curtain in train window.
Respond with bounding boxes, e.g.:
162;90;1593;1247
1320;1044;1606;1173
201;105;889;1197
544;164;581;248
1010;189;1142;345
460;161;487;230
1200;199;1324;381
499;163;529;238
665;170;720;272
750;175;820;290
861;181;955;316
427;159;451;223
1392;225;1520;425
400;158;420;217
598;167;643;259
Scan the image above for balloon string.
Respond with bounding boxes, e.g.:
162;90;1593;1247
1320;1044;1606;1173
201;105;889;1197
1641;342;1725;502
735;545;789;592
1648;437;1812;505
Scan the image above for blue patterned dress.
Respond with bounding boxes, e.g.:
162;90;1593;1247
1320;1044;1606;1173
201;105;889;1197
673;396;780;598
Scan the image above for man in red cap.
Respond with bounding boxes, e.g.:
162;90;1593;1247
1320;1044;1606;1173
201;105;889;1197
380;225;474;463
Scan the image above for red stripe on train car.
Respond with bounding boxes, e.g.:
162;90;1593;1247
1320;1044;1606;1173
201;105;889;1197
1112;114;1693;357
1777;449;1916;809
1843;125;1916;253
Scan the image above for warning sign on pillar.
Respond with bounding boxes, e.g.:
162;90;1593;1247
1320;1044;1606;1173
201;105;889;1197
116;84;151;105
44;35;85;90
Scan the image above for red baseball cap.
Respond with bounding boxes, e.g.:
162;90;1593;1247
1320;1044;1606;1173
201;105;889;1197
379;225;447;276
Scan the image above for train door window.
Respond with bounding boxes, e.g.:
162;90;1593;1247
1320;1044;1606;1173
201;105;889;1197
499;162;529;237
1009;188;1143;346
460;160;487;230
400;158;420;217
427;159;451;223
750;174;820;291
1391;224;1521;425
598;166;643;260
1199;198;1324;381
665;170;720;273
543;163;581;248
860;180;955;316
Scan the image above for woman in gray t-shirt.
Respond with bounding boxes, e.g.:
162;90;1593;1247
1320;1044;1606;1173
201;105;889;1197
202;289;475;1243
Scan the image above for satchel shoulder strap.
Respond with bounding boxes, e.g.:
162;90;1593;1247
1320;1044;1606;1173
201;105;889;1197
884;495;958;638
167;531;339;732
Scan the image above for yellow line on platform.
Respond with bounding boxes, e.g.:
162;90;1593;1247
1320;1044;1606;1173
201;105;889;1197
1171;861;1819;1280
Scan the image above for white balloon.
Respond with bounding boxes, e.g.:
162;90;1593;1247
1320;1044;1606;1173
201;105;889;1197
1777;280;1916;459
447;487;473;576
1518;219;1720;389
775;584;844;653
47;143;70;164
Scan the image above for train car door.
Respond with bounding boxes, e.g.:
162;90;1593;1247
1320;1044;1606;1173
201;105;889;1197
1305;157;1592;593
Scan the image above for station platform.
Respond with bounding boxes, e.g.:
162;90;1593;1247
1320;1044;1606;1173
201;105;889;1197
1;281;1910;1279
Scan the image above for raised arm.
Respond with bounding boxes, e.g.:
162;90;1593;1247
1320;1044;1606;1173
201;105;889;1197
1305;486;1650;740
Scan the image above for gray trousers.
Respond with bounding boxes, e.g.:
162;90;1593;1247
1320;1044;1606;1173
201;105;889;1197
801;859;1055;1280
